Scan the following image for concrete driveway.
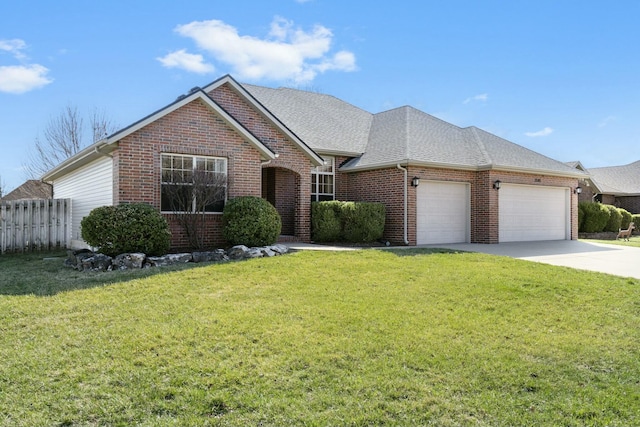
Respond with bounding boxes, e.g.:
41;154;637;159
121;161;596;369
426;240;640;279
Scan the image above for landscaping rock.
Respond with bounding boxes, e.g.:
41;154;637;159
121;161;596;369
81;254;113;272
269;244;289;255
261;247;276;257
146;253;193;267
245;247;264;258
113;253;146;270
65;249;94;270
192;249;228;263
227;245;250;260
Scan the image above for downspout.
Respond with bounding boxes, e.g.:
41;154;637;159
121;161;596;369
396;164;410;245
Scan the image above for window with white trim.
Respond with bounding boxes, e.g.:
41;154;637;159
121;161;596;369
311;156;335;202
161;153;227;213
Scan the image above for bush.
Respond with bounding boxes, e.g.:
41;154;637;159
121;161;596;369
222;196;281;247
342;202;386;243
311;201;342;242
311;200;386;243
603;204;622;232
81;203;171;257
578;202;585;232
618;208;632;230
579;202;610;233
633;214;640;233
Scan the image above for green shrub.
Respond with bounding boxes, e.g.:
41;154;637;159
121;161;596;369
618;208;632;230
311;200;386;243
222;196;281;247
81;203;171;257
579;202;610;233
342;202;386;243
603;204;622;232
311;201;342;242
633;214;640;233
578;202;585;232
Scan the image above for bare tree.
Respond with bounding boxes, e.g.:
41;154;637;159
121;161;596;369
0;174;5;199
163;170;228;249
24;104;117;179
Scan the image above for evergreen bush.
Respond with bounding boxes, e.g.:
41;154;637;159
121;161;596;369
311;200;386;243
603;204;622;232
311;201;342;242
222;196;281;247
579;202;610;233
618;208;632;230
81;203;171;257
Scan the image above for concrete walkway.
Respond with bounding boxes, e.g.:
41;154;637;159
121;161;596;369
286;240;640;279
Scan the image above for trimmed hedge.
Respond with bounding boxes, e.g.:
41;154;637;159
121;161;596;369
619;208;633;230
312;201;386;243
81;203;171;257
603;204;622;232
222;196;282;247
579;202;610;233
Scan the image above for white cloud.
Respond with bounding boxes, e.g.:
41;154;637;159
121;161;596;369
157;49;215;74
524;127;554;137
598;115;617;128
463;93;488;104
165;17;356;83
0;64;52;94
0;39;28;60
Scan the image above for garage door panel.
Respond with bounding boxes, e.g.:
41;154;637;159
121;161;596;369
499;185;568;242
417;181;469;245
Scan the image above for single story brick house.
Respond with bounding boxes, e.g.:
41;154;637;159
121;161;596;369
42;75;585;249
572;161;640;214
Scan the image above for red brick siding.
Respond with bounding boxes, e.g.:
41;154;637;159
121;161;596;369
341;165;580;245
209;83;315;241
115;98;263;249
614;196;640;214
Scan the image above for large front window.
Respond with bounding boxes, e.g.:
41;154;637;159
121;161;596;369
161;154;227;213
311;156;335;202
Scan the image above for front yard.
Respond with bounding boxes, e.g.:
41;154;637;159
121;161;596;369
0;249;638;426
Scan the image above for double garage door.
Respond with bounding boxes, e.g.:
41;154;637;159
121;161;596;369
416;181;570;244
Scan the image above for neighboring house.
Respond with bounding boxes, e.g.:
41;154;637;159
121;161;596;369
574;161;640;213
1;180;52;202
42;75;585;249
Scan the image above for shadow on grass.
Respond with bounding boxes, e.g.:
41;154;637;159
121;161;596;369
0;250;210;297
381;247;468;257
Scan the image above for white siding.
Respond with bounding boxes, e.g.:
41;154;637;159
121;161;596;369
52;157;113;246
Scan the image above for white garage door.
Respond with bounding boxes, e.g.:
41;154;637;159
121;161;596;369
417;181;470;244
499;184;569;242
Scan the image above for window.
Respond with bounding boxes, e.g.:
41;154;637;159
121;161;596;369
161;154;227;213
311;156;335;202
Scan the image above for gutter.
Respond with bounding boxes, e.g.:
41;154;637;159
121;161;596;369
396;164;410;245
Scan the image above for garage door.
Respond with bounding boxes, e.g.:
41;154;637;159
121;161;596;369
417;181;470;244
499;184;569;242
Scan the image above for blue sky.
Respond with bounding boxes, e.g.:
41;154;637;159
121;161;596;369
1;0;639;192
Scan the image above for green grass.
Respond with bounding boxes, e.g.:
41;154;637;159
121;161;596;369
1;249;639;426
582;235;640;248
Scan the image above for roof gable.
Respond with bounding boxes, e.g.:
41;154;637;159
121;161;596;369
586;160;640;195
42;89;276;181
203;75;324;165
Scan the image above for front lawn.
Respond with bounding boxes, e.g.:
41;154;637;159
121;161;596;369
0;249;638;426
582;235;640;248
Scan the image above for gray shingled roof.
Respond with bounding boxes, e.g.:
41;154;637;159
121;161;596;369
586;161;640;195
243;83;584;177
243;84;371;155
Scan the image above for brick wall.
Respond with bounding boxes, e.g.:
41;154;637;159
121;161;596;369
115;98;263;249
209;83;315;241
341;165;580;244
616;196;640;214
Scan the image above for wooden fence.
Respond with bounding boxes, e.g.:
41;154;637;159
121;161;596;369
0;199;71;254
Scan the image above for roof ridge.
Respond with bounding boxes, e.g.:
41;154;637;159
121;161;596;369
467;126;493;166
